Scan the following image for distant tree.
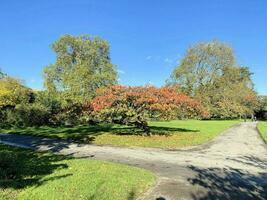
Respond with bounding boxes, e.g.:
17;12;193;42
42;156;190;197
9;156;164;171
168;41;258;118
0;69;6;79
260;96;267;110
256;96;267;119
44;35;118;103
0;77;33;108
168;41;235;95
86;85;208;135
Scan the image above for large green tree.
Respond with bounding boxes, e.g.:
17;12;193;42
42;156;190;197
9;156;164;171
44;35;118;103
168;41;258;118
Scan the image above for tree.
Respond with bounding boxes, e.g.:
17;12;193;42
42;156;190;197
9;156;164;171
168;41;258;118
168;41;235;95
0;69;7;79
86;85;208;135
256;96;267;119
0;77;33;108
44;35;118;103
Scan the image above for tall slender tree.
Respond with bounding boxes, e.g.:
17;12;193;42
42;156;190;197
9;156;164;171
44;35;118;103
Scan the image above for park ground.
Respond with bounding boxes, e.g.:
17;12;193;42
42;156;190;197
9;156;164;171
0;120;240;149
0;144;155;200
1;120;267;200
257;121;267;143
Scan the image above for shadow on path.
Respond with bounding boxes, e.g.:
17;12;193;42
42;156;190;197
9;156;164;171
188;165;267;200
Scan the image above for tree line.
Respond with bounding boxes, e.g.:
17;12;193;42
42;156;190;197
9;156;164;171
0;35;263;134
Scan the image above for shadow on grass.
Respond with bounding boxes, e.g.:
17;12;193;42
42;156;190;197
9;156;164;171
187;165;267;200
0;145;72;190
2;124;200;143
112;126;199;136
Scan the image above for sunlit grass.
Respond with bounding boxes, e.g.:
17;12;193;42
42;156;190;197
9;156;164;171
1;120;240;149
0;145;156;200
257;122;267;143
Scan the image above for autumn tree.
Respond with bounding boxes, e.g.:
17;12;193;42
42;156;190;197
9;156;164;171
86;85;207;135
0;77;33;108
44;35;118;103
168;41;258;118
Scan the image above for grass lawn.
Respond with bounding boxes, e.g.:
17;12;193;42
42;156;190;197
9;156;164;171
0;120;240;149
0;144;156;200
257;122;267;143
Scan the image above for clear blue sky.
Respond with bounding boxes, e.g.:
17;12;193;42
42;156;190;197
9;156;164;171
0;0;266;94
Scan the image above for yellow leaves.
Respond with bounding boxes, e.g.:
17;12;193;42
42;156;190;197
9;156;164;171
0;77;32;107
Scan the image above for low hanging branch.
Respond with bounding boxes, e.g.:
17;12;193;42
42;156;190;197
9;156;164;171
85;85;209;135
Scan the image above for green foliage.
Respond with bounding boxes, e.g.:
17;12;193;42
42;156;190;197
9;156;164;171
0;109;6;125
44;34;118;103
169;40;236;95
261;96;267;110
53;101;83;126
0;88;85;128
257;96;267;119
34;91;62;115
169;40;259;118
4;104;50;127
0;77;33;108
0;77;48;128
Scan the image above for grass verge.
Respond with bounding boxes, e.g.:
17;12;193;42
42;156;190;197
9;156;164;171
257;122;267;143
0;144;156;200
0;120;240;149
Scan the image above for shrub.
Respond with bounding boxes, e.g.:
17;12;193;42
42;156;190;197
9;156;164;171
0;77;33;107
4;104;50;127
0;109;7;126
34;91;62;116
53;102;83;126
86;85;208;135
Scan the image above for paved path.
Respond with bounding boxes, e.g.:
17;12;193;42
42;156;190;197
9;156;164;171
1;122;267;200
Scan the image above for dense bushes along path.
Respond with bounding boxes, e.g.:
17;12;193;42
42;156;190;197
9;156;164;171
1;122;267;200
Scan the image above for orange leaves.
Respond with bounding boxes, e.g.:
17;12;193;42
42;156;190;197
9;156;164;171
87;85;208;119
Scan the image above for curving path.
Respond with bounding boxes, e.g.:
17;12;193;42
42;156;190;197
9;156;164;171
1;122;267;200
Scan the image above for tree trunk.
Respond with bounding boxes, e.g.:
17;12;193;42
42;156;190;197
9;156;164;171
135;121;151;136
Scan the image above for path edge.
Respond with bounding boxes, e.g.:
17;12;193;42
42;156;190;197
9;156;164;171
255;122;267;147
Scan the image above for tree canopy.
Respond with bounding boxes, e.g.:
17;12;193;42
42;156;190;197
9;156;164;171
0;77;33;108
0;69;6;79
0;38;261;128
44;35;118;103
168;41;259;118
86;85;207;135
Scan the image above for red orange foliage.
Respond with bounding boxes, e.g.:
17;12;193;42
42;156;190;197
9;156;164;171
85;85;208;134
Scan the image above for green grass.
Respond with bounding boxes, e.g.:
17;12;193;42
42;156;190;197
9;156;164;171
257;122;267;143
0;145;156;200
1;120;240;149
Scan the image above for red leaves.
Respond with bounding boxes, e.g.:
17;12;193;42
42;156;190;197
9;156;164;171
86;85;208;119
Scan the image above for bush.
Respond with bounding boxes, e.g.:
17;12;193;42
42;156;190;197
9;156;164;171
52;102;83;126
4;104;50;127
86;85;208;135
0;109;7;126
0;150;19;180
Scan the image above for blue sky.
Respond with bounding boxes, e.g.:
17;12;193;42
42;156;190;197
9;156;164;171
0;0;266;94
